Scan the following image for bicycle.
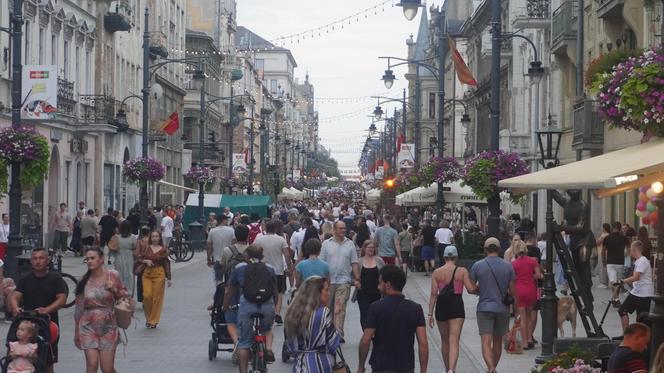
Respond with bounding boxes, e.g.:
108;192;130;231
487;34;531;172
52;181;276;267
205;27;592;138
48;248;79;309
168;230;194;263
249;312;268;373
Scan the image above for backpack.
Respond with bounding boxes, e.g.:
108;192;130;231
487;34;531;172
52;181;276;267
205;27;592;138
243;262;275;304
248;223;262;244
224;245;246;284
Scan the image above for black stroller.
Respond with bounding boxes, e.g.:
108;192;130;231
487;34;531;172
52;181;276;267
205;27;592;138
208;283;235;360
1;311;53;373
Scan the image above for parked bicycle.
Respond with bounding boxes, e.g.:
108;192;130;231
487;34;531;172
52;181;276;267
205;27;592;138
48;248;78;308
168;230;194;263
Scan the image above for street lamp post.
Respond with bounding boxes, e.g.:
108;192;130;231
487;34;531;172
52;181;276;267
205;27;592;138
6;0;24;279
194;66;207;226
140;8;151;228
487;0;504;238
535;119;563;362
248;104;256;195
259;108;272;195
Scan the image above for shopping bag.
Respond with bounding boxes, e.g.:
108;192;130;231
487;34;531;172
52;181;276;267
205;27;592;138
504;317;523;354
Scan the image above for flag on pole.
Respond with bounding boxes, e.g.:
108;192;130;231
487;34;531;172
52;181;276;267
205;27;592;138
160;112;180;135
448;39;477;86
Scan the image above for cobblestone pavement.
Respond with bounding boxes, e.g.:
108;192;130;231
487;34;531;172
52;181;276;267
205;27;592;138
4;252;469;373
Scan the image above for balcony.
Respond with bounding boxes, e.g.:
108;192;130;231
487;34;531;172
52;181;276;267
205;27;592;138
104;0;132;33
572;99;604;151
149;31;168;59
513;0;551;29
79;95;116;124
551;1;577;59
596;0;624;18
57;78;76;117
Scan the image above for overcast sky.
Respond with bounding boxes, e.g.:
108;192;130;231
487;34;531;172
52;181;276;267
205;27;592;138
237;0;441;172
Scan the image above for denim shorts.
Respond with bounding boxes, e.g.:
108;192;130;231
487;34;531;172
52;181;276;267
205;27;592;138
224;308;238;324
237;297;275;349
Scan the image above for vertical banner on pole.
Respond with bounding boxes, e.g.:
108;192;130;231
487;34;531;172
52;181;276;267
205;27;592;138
21;65;58;119
375;166;384;180
232;153;247;176
397;143;415;169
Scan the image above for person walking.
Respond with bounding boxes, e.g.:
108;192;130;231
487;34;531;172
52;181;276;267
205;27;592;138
421;220;437;276
595;223;611;289
319;221;360;342
11;248;67;373
374;215;401;265
604;221;630;306
469;237;517;373
51;203;71;254
295;239;330;287
399;223;413;274
356;240;385;330
207;215;235;284
616;240;653;331
133;227;150;303
254;220;292;325
511;240;542;350
74;247;129;373
435;220;454;265
285;276;341;373
80;209;98;248
135;231;171;328
428;245;477;373
502;233;522;263
112;220;137;296
70;211;83;256
358;266;428;373
159;208;174;249
98;208;118;251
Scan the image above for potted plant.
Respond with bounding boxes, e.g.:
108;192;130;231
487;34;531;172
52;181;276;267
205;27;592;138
122;157;166;186
585;49;642;87
0;126;50;197
185;166;216;185
591;45;664;136
462;150;529;203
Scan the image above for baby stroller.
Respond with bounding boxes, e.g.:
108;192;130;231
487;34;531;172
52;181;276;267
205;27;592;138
1;311;53;373
208;283;235;360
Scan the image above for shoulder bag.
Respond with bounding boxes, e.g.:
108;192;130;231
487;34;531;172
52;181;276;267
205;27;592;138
332;347;351;373
485;259;514;306
108;271;135;329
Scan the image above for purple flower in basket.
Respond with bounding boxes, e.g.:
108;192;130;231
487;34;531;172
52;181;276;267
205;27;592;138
0;126;47;163
123;157;166;185
184;166;216;185
462;150;529;202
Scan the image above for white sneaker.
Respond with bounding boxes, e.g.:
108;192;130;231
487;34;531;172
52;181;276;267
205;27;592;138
596;284;608;289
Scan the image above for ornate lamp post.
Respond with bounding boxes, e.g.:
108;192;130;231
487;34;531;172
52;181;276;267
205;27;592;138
535;117;562;362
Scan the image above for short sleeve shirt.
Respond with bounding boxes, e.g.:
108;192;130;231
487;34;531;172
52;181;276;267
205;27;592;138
604;232;629;265
367;295;425;371
254;234;288;275
207;226;235;262
374;226;398;257
320;237;359;284
470;256;516;313
296;258;330;281
630;256;654;298
160;216;174;238
435;228;454;245
16;271;67;325
53;212;71;232
98;215;118;238
607;346;648;373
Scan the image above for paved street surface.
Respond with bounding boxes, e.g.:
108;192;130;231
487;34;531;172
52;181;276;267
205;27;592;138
0;252;628;373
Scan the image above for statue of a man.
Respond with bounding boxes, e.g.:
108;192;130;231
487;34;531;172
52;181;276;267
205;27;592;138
552;189;596;304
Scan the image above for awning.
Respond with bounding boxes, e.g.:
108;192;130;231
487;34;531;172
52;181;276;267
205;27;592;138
184;193;223;207
498;138;664;198
395;181;486;206
158;180;197;193
366;188;381;201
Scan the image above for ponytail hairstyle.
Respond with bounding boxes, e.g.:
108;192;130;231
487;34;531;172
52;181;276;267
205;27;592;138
75;247;104;296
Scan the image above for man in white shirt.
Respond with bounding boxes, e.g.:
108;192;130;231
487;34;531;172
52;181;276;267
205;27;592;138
254;220;292;324
290;218;315;260
160;210;174;248
206;215;236;283
223;207;234;221
365;215;377;238
0;213;9;261
616;240;654;331
434;220;454;262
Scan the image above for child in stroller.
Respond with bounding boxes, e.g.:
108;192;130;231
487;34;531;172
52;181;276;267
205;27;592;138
1;312;53;373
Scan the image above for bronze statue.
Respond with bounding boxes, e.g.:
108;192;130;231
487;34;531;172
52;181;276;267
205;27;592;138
552;189;596;304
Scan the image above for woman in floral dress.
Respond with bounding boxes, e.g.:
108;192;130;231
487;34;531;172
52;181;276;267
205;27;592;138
74;247;128;373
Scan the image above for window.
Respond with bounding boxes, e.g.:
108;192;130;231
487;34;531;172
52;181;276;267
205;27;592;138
75;46;80;93
38;28;45;64
85;51;91;93
255;59;264;79
270;80;277;93
24;21;30;64
51;34;58;65
429;92;436;119
63;40;70;79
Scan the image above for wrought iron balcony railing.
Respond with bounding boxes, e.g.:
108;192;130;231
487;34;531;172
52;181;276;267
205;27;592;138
79;95;116;124
57;77;76;117
572;99;604;151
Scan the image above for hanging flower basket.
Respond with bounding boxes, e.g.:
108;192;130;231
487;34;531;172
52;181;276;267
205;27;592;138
123;157;165;186
0;126;50;195
395;171;421;194
184;166;216;185
419;156;462;186
591;45;664;136
462;150;529;203
585;49;642;87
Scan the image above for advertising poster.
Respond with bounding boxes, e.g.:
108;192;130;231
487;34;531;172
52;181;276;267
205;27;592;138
22;65;58;119
232;153;247;175
397;143;415;169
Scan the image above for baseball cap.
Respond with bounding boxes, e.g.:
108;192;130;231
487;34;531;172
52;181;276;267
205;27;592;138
443;245;458;258
484;237;500;249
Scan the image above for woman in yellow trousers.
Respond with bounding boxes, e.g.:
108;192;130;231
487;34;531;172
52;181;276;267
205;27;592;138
135;231;171;328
